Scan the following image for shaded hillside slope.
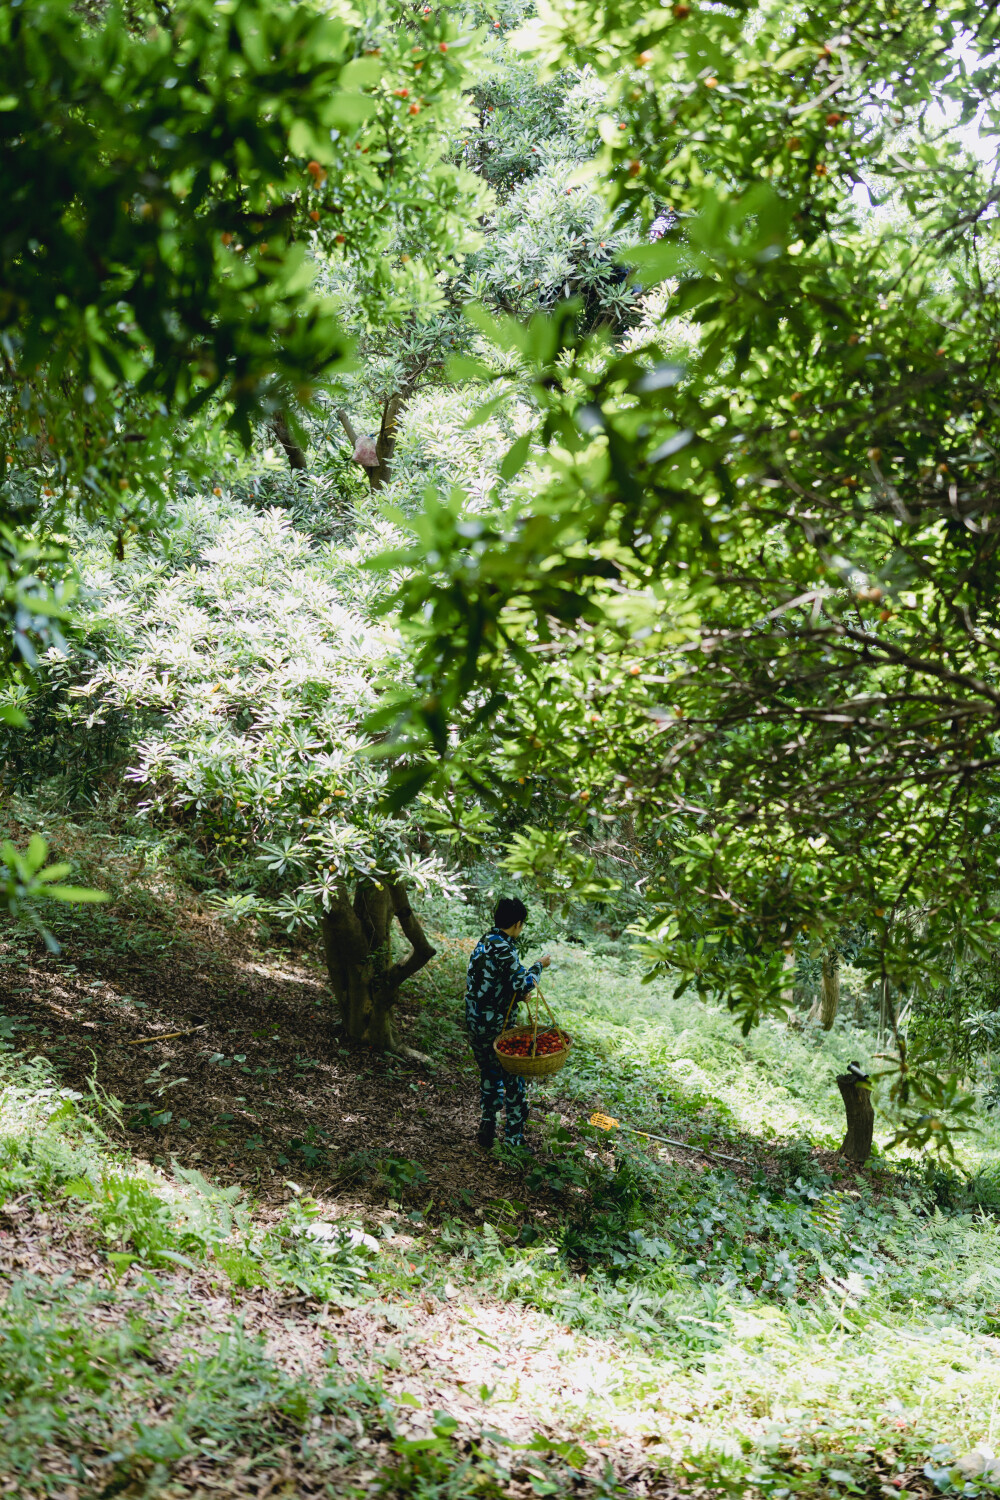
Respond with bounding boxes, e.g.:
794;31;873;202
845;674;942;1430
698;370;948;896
4;806;1000;1498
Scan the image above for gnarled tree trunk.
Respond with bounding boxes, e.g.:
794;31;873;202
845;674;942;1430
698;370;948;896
321;879;435;1054
836;1072;874;1164
820;951;840;1031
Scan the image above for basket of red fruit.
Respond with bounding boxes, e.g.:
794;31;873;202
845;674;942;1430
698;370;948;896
493;988;572;1079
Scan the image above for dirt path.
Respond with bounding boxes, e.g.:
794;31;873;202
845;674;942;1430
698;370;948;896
0;894;578;1218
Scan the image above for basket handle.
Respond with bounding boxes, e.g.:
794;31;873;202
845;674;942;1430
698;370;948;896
500;984;555;1059
500;989;521;1034
533;986;558;1030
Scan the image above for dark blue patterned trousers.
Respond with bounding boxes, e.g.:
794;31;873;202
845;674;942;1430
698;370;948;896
468;1027;527;1144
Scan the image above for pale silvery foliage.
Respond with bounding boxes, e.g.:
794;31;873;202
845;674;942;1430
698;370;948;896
63;494;461;928
376;377;536;515
619;282;701;365
463;160;640;329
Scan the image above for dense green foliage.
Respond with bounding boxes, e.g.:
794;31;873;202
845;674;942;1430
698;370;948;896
0;0;486;671
5;0;1000;1490
4;0;1000;1107
367;0;1000;1143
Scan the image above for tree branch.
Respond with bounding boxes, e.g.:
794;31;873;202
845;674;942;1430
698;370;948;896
382;882;436;991
336;408;359;447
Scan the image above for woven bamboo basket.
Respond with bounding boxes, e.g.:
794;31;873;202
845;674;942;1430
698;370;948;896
493;988;572;1078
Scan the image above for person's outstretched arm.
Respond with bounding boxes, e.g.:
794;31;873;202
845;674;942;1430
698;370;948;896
503;941;551;995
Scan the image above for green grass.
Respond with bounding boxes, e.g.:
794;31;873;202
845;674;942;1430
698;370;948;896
7;858;1000;1495
542;942;876;1145
406;929;1000;1495
0;1044;607;1498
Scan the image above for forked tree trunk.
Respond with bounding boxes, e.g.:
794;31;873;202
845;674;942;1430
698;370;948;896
836;1073;874;1165
820;951;840;1031
320;879;436;1054
337;389;409;491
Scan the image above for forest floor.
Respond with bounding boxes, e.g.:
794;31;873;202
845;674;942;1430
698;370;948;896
4;815;1000;1499
0;864;804;1212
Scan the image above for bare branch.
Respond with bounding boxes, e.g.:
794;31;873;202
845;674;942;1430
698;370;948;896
336;408;359;447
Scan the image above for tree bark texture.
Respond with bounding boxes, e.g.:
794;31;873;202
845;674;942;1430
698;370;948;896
820;952;840;1031
271;410;308;471
320;879;436;1050
781;947;795;1010
836;1074;874;1165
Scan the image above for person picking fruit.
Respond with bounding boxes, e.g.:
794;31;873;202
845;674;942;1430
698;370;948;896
465;897;551;1151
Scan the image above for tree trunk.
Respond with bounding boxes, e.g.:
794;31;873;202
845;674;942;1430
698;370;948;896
836;1073;874;1165
271;410;308;471
781;947;795;1011
820;951;840;1031
320;879;436;1051
337;389;409;491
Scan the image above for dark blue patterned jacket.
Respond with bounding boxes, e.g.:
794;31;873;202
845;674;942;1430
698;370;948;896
464;927;543;1042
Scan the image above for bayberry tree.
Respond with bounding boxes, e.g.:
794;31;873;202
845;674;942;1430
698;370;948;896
372;0;1000;1155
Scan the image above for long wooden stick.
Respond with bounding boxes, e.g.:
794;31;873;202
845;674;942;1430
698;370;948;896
590;1112;744;1165
126;1025;206;1046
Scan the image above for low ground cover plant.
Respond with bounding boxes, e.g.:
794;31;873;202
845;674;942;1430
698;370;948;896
5;892;1000;1496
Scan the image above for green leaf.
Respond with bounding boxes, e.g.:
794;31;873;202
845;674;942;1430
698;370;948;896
25;835;48;874
151;1249;199;1272
325;93;378;127
499;432;532;482
42;885;110;904
63;1176;96;1201
380;763;436;814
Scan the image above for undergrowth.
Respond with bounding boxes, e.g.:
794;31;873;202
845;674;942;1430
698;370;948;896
5;837;1000;1495
0;1043;612;1498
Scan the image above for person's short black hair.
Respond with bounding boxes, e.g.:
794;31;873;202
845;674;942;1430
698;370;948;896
494;896;528;929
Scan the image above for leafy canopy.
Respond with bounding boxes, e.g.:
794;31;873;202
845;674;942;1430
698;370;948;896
0;0;490;920
373;0;1000;1147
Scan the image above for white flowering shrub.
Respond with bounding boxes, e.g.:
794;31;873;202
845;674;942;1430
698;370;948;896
463;162;641;332
375;380;536;515
62;495;461;931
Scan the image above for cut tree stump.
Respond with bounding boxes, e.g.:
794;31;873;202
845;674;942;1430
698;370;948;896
836;1073;874;1164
